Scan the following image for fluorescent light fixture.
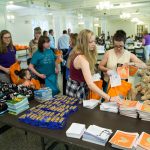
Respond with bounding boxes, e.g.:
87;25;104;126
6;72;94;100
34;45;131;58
8;1;14;4
94;23;99;27
78;21;84;25
7;14;15;20
48;13;52;15
6;4;25;11
120;2;131;8
7;15;10;19
120;13;131;19
131;17;139;23
96;1;113;10
131;17;144;25
137;21;144;25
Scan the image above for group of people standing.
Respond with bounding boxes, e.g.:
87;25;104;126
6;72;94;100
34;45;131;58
0;27;147;103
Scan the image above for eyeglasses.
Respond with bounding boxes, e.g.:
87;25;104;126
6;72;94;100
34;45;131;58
3;37;11;39
114;45;124;49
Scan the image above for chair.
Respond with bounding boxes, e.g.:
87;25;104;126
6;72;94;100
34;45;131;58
134;48;145;61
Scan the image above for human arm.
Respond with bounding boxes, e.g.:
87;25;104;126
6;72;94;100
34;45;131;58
28;64;46;79
130;53;147;68
142;38;145;46
0;65;9;74
55;61;59;74
99;51;114;75
74;55;119;102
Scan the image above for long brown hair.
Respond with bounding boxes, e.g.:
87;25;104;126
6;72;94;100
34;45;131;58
70;33;78;48
38;36;50;52
68;29;97;74
0;30;15;54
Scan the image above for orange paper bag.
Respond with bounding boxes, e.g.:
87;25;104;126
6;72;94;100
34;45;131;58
9;62;24;85
88;80;103;100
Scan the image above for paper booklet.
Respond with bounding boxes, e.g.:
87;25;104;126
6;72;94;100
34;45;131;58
117;65;129;79
109;130;139;150
100;102;118;113
110;72;121;87
83;100;99;109
82;125;112;146
66;123;86;139
136;132;150;150
137;103;150;121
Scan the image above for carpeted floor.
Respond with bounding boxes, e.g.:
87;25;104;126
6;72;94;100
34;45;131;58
0;126;85;150
0;127;42;150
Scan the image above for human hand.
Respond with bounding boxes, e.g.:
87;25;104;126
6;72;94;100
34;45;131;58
124;62;135;66
58;55;63;62
123;63;129;66
55;68;59;74
110;96;123;105
39;74;46;79
107;70;116;76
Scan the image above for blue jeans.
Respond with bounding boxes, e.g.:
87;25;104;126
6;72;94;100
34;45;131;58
144;45;150;62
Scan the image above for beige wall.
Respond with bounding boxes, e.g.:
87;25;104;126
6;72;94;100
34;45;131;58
106;19;136;37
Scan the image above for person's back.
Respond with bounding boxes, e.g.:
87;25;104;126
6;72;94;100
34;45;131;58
58;30;70;50
144;34;150;46
143;32;150;62
48;29;55;51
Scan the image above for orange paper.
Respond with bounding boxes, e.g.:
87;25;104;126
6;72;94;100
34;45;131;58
138;132;150;150
140;104;150;112
129;65;138;76
88;80;103;100
108;80;132;99
117;66;129;79
9;62;24;85
15;44;29;50
120;100;138;108
109;130;139;149
55;49;63;64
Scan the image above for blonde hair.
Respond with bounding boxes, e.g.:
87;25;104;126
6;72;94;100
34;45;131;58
68;29;97;74
143;30;148;35
34;27;41;34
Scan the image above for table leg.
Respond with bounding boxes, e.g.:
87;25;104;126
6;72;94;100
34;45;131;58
41;137;45;150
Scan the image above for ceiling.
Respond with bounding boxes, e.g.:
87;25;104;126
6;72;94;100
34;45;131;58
0;0;150;22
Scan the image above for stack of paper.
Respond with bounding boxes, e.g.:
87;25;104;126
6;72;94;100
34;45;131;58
6;95;29;115
100;102;118;113
83;100;99;109
119;100;139;118
34;87;52;102
136;132;150;150
82;125;112;146
109;130;139;150
66;123;86;139
92;73;101;82
137;103;150;121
